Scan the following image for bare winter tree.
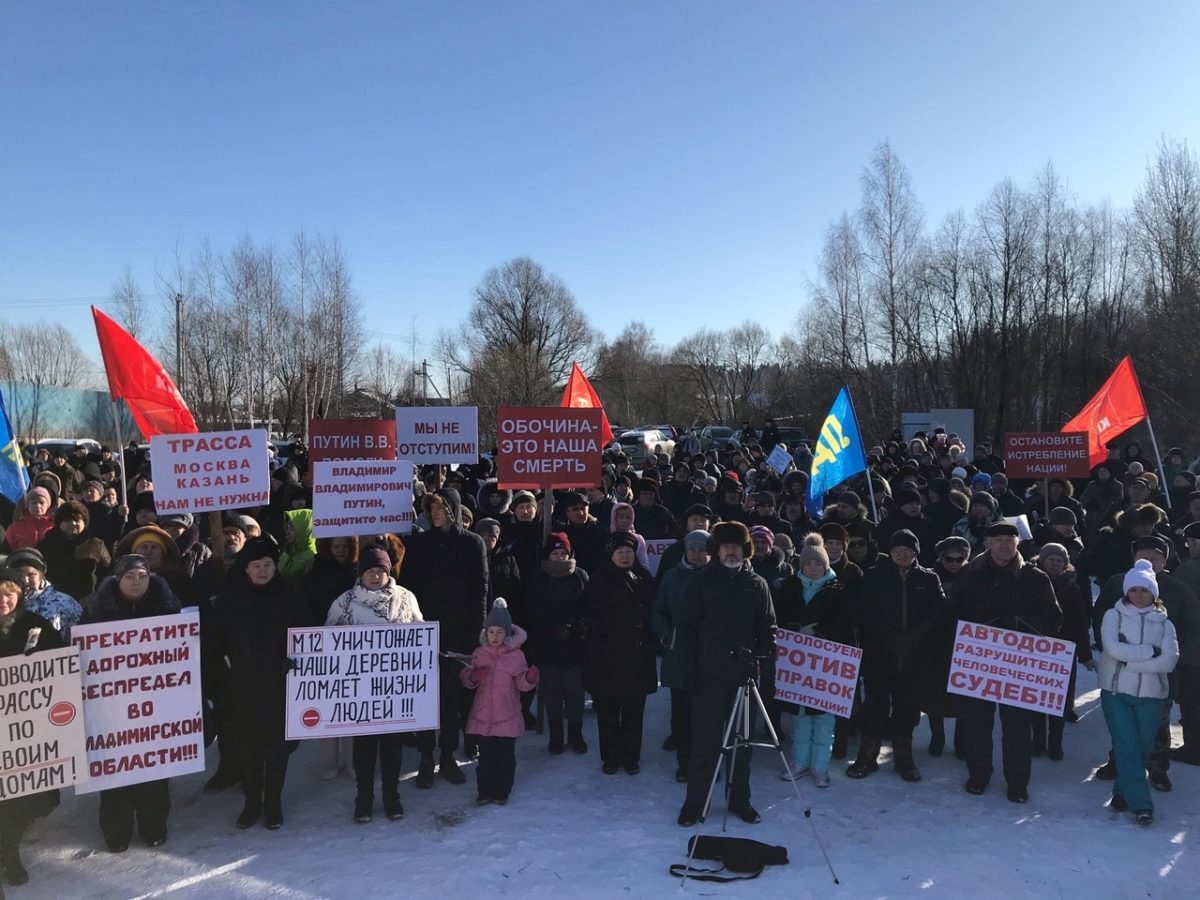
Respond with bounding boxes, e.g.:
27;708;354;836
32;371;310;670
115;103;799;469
0;323;95;439
110;267;146;340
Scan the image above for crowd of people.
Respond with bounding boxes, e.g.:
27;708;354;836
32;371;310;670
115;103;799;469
1;428;1197;888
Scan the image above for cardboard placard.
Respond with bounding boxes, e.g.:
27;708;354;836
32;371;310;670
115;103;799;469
774;629;862;719
946;621;1075;716
149;429;270;513
311;460;415;537
496;406;603;489
72;611;205;793
394;407;479;464
285;623;440;739
0;646;89;799
1002;431;1091;479
308;419;398;462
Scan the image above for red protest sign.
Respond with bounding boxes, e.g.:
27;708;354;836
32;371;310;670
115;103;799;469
496;406;603;489
1002;431;1091;479
308;419;397;462
946;621;1075;716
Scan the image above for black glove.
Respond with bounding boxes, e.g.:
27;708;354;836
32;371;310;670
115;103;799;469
1152;646;1162;658
1117;633;1128;643
283;657;299;673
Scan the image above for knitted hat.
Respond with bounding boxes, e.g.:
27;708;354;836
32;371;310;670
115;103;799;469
970;472;993;489
970;491;998;513
683;503;714;522
112;554;150;579
159;513;195;529
358;545;392;575
889;529;919;553
750;525;775;548
55;500;89;526
605;531;639;556
474;517;502;535
6;548;46;572
26;486;51;508
129;526;173;554
797;534;829;571
710;521;752;556
512;490;537;510
1123;559;1159;599
542;532;572;559
1049;506;1077;527
935;536;971;559
564;492;589;509
838;491;861;508
895;488;922;508
951;467;968;481
0;566;21;588
684;529;711;551
1038;542;1070;564
485;597;513;634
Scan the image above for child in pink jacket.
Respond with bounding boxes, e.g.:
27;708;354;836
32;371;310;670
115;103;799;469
461;598;539;804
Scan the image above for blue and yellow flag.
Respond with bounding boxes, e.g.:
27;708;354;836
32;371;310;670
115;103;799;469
807;386;867;514
0;389;29;503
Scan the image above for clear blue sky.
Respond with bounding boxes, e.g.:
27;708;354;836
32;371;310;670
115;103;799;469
2;1;1198;369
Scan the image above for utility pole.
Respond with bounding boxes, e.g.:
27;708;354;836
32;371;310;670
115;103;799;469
422;359;429;406
175;293;184;395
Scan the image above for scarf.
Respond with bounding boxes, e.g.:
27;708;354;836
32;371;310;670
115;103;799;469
799;569;836;604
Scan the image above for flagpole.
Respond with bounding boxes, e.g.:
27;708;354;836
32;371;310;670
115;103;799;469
110;400;129;523
865;470;880;522
1144;412;1172;510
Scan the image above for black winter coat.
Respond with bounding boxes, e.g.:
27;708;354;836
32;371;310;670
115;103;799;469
304;554;358;623
213;573;312;758
37;528;110;603
487;545;524;621
676;560;776;692
873;511;940;568
399;488;489;654
751;547;794;595
564;517;608;577
632;501;674;541
528;561;589;667
582;562;658;697
953;553;1063;637
855;561;948;677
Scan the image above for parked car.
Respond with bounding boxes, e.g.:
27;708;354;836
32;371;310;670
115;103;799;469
617;428;675;463
698;425;736;452
33;438;102;459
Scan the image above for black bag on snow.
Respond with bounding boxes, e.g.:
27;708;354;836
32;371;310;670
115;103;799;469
669;835;789;882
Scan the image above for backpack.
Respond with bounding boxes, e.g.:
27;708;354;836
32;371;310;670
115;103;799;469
669;835;789;882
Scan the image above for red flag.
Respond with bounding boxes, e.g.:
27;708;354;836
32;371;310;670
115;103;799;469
1061;356;1147;467
560;362;613;447
92;306;198;438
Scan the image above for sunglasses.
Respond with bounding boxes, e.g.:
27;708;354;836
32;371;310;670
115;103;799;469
942;556;966;564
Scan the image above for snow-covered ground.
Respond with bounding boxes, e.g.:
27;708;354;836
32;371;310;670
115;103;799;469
12;675;1198;899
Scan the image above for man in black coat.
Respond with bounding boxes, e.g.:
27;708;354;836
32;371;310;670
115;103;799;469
633;474;675;540
399;487;489;787
952;522;1062;803
562;492;608;577
847;530;948;783
873;488;941;569
661;464;706;519
653;504;715;587
676;521;776;827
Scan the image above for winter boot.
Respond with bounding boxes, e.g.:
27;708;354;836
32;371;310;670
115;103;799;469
927;716;946;757
237;768;264;829
1095;759;1117;781
893;735;921;782
383;791;405;821
846;737;881;779
1;825;29;886
439;752;466;784
415;754;436;789
548;719;565;755
264;793;284;830
354;792;373;824
567;721;588;754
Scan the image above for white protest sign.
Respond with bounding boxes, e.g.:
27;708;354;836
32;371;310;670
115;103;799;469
72;611;205;793
774;629;862;719
644;539;675;578
311;460;415;537
285;623;440;739
149;429;270;514
947;620;1075;716
1002;514;1034;542
394;407;479;464
766;445;792;475
0;646;89;800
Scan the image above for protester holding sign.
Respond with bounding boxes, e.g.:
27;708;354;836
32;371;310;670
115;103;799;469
774;535;855;789
213;536;313;830
81;555;182;851
397;487;488;789
325;544;423;824
953;522;1062;803
0;566;64;887
1098;561;1180;825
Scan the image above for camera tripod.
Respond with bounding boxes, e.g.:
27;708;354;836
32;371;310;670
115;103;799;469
681;665;840;886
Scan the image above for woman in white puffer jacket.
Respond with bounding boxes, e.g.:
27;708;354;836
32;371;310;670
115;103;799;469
1097;559;1179;826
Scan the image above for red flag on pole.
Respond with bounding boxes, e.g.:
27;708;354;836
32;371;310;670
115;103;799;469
1061;356;1147;467
92;306;198;438
560;362;613;447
